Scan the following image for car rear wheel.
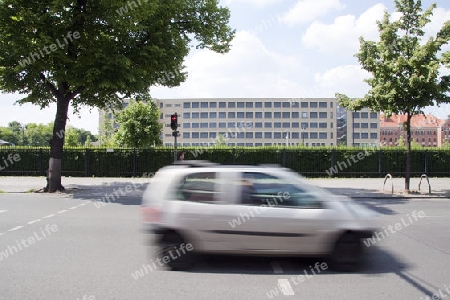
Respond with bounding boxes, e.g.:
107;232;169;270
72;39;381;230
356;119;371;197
158;232;193;271
330;233;362;272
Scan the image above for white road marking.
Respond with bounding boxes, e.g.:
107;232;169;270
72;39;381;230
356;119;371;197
43;214;55;219
0;233;4;236
271;261;283;274
69;206;78;210
8;226;23;232
278;279;295;296
28;219;41;225
0;210;7;214
57;210;67;214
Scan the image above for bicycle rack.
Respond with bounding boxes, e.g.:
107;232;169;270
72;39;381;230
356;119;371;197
382;174;394;194
418;174;431;194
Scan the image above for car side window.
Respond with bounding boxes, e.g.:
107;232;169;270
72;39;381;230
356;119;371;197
175;172;219;203
240;172;322;208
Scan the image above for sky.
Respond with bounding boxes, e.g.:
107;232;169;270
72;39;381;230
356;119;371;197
1;0;450;135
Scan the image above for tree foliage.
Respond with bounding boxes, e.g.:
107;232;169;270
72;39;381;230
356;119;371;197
0;0;235;191
336;0;450;191
113;98;163;148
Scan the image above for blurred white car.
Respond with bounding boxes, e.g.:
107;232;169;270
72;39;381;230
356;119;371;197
141;161;379;271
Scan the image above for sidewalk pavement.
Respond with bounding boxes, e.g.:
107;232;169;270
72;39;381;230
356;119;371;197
0;176;449;199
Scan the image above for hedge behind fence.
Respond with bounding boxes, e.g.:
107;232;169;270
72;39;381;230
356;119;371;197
0;146;449;177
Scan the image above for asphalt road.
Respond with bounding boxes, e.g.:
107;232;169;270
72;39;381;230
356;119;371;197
1;191;450;300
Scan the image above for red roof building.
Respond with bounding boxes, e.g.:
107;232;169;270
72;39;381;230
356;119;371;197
380;113;449;147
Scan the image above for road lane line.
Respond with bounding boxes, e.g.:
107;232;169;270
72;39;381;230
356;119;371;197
28;219;41;224
8;226;23;232
271;261;283;274
0;210;7;214
57;210;67;214
69;206;78;210
43;214;55;219
278;279;295;296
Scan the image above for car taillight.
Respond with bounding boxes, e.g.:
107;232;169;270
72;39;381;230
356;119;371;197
141;206;160;223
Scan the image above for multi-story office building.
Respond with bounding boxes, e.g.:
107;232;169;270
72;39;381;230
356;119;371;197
346;108;381;147
156;98;337;147
99;97;380;147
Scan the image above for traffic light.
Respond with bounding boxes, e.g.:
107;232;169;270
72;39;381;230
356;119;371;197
170;114;178;130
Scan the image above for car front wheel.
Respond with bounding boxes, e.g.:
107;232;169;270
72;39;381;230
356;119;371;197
158;232;193;271
330;233;362;272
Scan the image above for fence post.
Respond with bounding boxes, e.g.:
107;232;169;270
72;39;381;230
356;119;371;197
330;149;335;178
84;148;89;177
133;148;137;177
39;147;44;175
378;148;382;177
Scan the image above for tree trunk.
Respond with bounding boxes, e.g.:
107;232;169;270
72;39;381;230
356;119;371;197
404;112;412;194
47;93;71;193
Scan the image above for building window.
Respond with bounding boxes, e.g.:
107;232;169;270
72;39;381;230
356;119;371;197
255;112;262;119
292;112;299;118
265;112;272;118
246;132;253;139
282;112;290;118
353;123;360;128
292;132;299;139
292;122;299;128
228;102;235;108
274;112;281;118
246;102;253;108
219;112;226;119
302;112;308;118
310;132;318;139
219;122;226;128
274;132;282;139
209;112;217;118
200;123;208;128
228;122;235;128
319;132;327;139
255;102;263;108
192;102;199;108
310;102;318;108
200;132;208;139
192;112;199;119
361;133;369;139
246;112;254;118
201;112;208;118
282;102;290;108
228;112;235;118
183;113;190;119
319;102;327;108
209;122;217;128
255;132;263;139
319;112;327;118
264;122;272;128
361;112;369;118
265;102;272;108
370;112;378;119
353;112;360;118
192;123;199;128
264;132;272;139
237;112;244;118
353;133;360;139
274;122;282;128
370;123;378;129
301;122;308;129
201;102;208;108
310;112;318;118
282;122;290;128
183;133;190;138
192;132;199;139
255;122;263;128
219;102;226;108
292;102;299;108
183;123;190;128
209;132;217;138
274;102;281;108
361;123;368;129
310;122;318;128
319;122;327;128
210;102;217;108
370;133;378;139
183;102;190;108
301;102;308;108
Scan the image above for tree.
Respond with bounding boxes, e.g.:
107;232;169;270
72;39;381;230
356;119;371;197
0;127;17;144
336;0;450;193
113;98;163;148
23;123;53;146
0;1;235;192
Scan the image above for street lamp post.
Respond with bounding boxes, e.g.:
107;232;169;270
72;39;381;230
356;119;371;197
301;126;306;146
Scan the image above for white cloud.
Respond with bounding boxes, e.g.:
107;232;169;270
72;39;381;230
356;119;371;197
280;0;345;25
315;65;370;97
222;0;281;7
152;31;304;98
302;3;386;55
